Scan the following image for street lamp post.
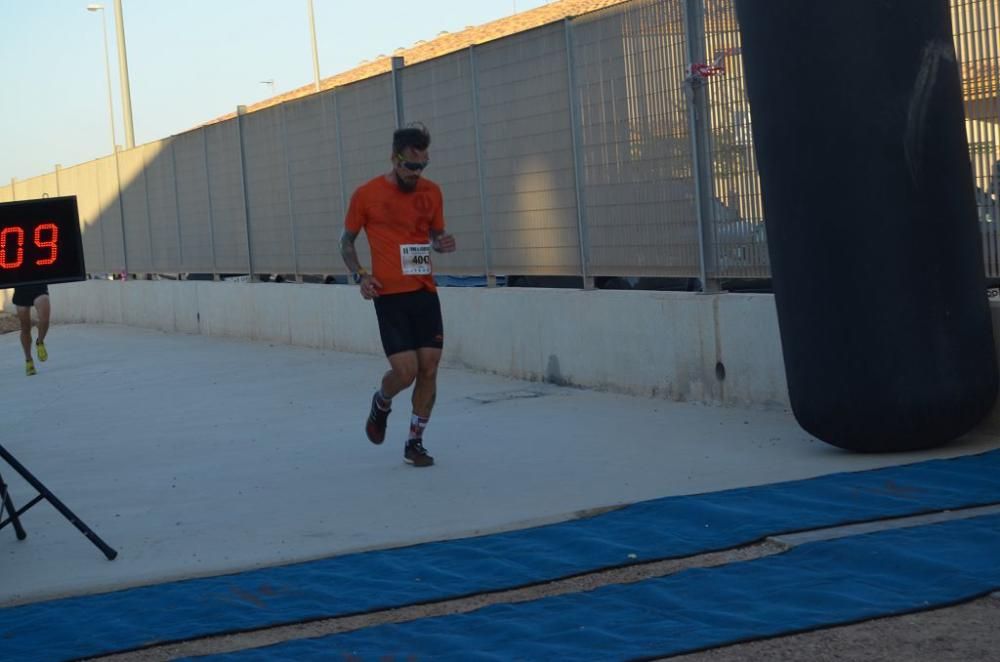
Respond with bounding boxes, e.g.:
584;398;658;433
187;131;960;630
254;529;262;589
113;0;135;149
87;2;129;278
307;0;321;91
86;4;117;152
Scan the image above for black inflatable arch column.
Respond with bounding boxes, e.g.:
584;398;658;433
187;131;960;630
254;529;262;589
734;0;997;451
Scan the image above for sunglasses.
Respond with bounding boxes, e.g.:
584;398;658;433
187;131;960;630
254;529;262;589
397;156;429;172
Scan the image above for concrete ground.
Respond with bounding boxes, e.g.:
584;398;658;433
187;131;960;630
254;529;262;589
1;320;998;659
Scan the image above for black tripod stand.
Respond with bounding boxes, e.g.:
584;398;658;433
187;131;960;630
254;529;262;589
0;443;117;560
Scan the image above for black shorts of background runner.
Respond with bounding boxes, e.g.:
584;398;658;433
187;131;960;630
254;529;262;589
373;289;444;357
12;284;49;307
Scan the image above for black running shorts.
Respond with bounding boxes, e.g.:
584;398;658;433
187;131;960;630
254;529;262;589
373;289;444;357
12;284;49;307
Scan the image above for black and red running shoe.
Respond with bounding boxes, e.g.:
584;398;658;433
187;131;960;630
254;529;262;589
366;392;391;444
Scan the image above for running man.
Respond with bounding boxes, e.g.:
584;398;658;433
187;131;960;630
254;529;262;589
340;124;456;467
12;284;50;376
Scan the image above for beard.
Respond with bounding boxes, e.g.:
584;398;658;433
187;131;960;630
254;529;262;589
394;171;418;192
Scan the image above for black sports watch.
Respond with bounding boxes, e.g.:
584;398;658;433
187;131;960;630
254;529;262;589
352;270;368;284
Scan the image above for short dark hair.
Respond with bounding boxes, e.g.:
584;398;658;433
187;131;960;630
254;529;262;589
393;123;430;154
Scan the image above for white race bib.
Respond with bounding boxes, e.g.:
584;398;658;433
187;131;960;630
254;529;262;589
400;243;432;275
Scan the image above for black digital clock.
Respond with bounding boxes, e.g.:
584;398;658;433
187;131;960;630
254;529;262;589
0;196;86;288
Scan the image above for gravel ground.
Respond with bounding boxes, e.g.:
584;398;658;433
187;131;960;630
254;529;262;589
669;596;1000;662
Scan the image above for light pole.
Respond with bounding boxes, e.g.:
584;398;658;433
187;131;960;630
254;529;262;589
113;0;135;149
86;4;117;152
307;0;321;91
87;2;129;278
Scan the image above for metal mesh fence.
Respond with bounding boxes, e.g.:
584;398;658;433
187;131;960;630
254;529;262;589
476;24;582;276
3;0;997;285
701;0;767;279
284;94;341;275
402;49;488;275
953;0;1000;277
574;0;701;277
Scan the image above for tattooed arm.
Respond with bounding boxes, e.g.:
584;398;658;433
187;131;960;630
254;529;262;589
340;229;381;299
339;229;364;274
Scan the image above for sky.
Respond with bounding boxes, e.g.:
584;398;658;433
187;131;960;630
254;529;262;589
0;0;551;183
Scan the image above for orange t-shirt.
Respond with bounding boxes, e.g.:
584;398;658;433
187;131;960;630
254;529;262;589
345;175;445;295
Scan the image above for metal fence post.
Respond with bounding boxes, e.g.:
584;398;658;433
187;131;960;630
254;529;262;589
113;148;129;277
332;89;349;235
169;141;185;269
391;56;405;129
54;165;62;196
280;104;300;279
141;147;155;274
684;0;720;292
236;105;256;278
93;162;109;271
320;89;347;278
202;129;219;276
564;18;592;290
469;46;494;286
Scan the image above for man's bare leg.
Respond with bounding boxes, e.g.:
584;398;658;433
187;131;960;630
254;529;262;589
380;351;418;400
400;347;442;467
412;347;442;417
34;295;50;344
16;306;33;361
366;351;417;445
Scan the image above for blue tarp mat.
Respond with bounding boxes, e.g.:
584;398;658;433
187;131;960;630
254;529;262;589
199;513;1000;661
434;275;507;287
2;450;1000;661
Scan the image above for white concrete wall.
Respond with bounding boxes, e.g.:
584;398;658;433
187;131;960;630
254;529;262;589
2;280;792;407
8;280;1000;421
9;279;1000;438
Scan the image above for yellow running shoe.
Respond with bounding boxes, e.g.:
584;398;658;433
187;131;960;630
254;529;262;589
36;340;47;362
25;359;36;376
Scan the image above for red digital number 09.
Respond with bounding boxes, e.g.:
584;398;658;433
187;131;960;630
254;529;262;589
0;222;59;270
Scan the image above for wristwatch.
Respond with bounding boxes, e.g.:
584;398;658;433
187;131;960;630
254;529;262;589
351;269;368;284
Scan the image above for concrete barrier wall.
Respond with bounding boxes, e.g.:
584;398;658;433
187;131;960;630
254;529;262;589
2;280;793;408
7;280;1000;424
8;280;1000;438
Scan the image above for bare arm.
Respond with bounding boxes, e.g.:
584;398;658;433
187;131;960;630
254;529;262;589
340;229;381;298
339;229;364;274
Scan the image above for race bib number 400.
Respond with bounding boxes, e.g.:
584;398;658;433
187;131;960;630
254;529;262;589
400;243;432;275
